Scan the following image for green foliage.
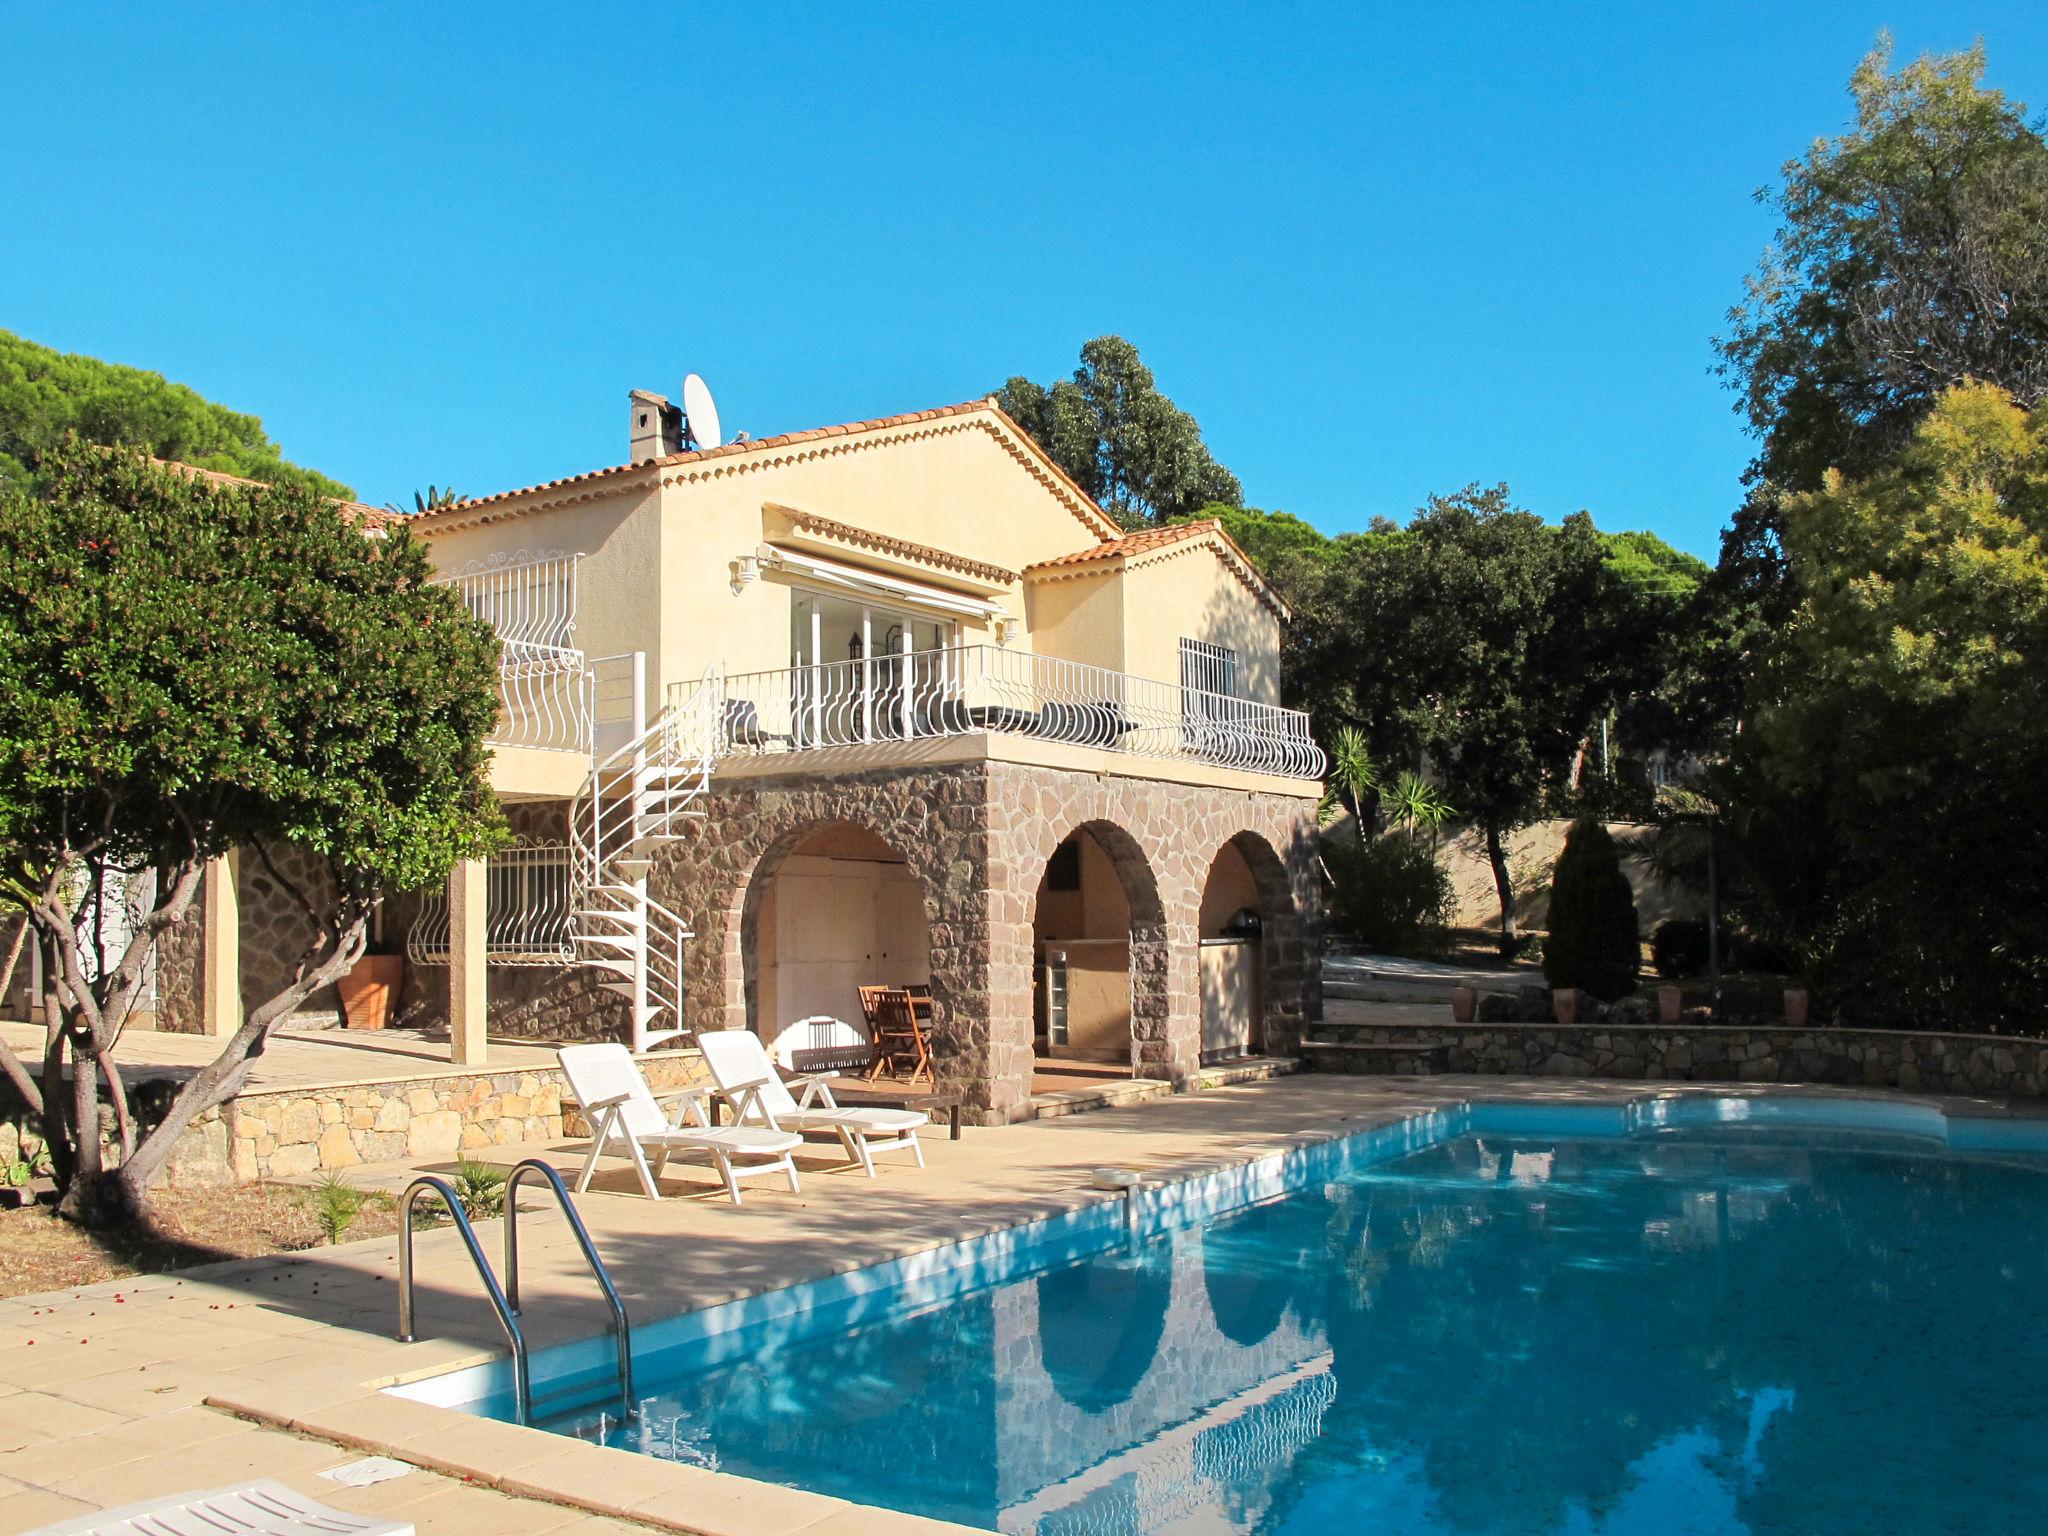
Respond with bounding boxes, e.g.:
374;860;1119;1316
1651;919;1710;981
0;440;503;893
1323;834;1455;958
1542;820;1640;1001
6;1129;52;1188
0;330;354;500
0;441;505;1212
1285;487;1659;947
1383;771;1454;840
1749;384;2048;1028
1317;726;1379;834
996;337;1242;528
452;1158;507;1220
1600;530;1707;599
310;1171;367;1245
1719;37;2048;492
1172;503;1336;573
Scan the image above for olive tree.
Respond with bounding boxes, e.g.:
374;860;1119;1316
0;441;502;1221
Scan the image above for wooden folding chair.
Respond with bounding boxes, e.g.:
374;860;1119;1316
867;986;935;1087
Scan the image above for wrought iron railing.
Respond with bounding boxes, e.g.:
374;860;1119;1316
407;843;576;966
433;550;591;752
668;645;1325;779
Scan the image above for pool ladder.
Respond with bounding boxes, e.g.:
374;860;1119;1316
396;1159;635;1427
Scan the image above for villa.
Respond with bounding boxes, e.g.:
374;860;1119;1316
140;393;1325;1127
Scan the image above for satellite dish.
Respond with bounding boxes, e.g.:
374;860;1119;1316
681;373;723;450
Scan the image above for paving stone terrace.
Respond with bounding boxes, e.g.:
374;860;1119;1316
5;1075;2044;1536
1305;1021;2048;1097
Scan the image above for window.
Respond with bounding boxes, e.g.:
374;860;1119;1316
1180;638;1240;699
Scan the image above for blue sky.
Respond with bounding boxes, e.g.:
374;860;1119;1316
4;5;2043;557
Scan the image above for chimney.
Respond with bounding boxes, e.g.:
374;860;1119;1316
629;389;685;464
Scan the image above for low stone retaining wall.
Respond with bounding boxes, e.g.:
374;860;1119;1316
163;1050;709;1187
1309;1023;2048;1098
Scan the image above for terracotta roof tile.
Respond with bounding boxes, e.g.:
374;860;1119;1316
407;399;1122;542
773;506;1019;586
1024;518;1291;621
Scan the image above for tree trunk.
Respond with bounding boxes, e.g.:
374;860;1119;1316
55;1030;103;1221
0;914;26;1011
1486;824;1519;956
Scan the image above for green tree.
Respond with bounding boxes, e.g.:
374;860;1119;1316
0;329;354;500
1171;502;1336;572
1719;38;2048;493
1751;383;2048;1027
1287;488;1641;951
0;441;503;1220
1542;819;1640;1000
995;337;1242;528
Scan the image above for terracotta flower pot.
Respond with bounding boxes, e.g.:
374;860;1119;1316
1658;985;1684;1024
1451;985;1477;1024
337;953;405;1031
1552;988;1582;1025
1783;987;1811;1028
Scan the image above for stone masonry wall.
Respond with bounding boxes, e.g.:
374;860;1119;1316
660;760;1321;1125
162;1050;709;1187
1317;1022;2048;1098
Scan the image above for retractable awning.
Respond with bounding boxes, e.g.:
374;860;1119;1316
755;543;1011;622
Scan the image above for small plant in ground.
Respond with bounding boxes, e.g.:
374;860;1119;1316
1543;819;1640;1001
6;1133;53;1189
310;1172;368;1245
1324;834;1456;959
452;1158;506;1221
1652;918;1711;979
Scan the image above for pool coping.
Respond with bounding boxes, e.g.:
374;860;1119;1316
200;1080;2048;1536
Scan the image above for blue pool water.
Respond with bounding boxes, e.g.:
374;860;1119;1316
445;1099;2048;1533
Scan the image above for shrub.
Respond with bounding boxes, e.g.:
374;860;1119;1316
1543;820;1640;1001
1651;919;1710;979
310;1172;367;1245
1323;835;1455;958
452;1158;507;1221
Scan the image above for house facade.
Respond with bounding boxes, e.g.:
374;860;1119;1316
156;395;1325;1125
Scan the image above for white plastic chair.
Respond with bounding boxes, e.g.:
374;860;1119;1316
558;1043;801;1204
22;1481;410;1536
697;1028;927;1177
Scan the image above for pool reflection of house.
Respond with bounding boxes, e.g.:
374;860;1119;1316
156;392;1324;1124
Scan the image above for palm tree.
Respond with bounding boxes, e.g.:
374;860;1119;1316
1318;727;1380;846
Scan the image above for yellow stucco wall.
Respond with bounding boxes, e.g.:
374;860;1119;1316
1117;543;1283;704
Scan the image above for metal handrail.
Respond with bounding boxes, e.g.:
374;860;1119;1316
395;1175;532;1425
504;1159;635;1422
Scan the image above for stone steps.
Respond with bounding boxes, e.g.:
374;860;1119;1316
1194;1056;1299;1090
1025;1076;1176;1121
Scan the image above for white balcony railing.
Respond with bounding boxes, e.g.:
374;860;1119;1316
671;645;1325;779
433;550;591;752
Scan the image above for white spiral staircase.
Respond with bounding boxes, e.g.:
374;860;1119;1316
568;669;720;1052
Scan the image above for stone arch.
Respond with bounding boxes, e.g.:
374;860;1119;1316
1036;1255;1173;1413
1025;816;1172;1079
1198;829;1307;1059
651;768;992;1102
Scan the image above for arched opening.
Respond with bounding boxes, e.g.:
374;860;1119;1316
1036;1256;1173;1413
1199;832;1299;1063
1029;823;1165;1091
739;822;933;1070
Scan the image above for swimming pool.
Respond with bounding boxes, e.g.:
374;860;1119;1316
407;1095;2048;1533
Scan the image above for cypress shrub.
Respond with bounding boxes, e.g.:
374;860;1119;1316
1543;819;1640;1000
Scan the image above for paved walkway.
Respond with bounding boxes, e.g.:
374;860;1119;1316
2;1073;2033;1535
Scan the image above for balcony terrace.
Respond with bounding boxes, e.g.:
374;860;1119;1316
671;645;1326;782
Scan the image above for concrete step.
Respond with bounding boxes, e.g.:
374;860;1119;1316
1194;1056;1300;1090
1024;1076;1175;1122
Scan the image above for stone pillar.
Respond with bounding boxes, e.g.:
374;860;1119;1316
448;857;488;1065
200;852;240;1038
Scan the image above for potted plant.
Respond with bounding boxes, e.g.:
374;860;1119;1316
1451;984;1477;1023
337;936;405;1031
1783;986;1811;1028
1658;984;1684;1024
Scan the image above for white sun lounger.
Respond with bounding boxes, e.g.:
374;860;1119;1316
22;1480;411;1536
558;1043;802;1204
698;1027;927;1177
